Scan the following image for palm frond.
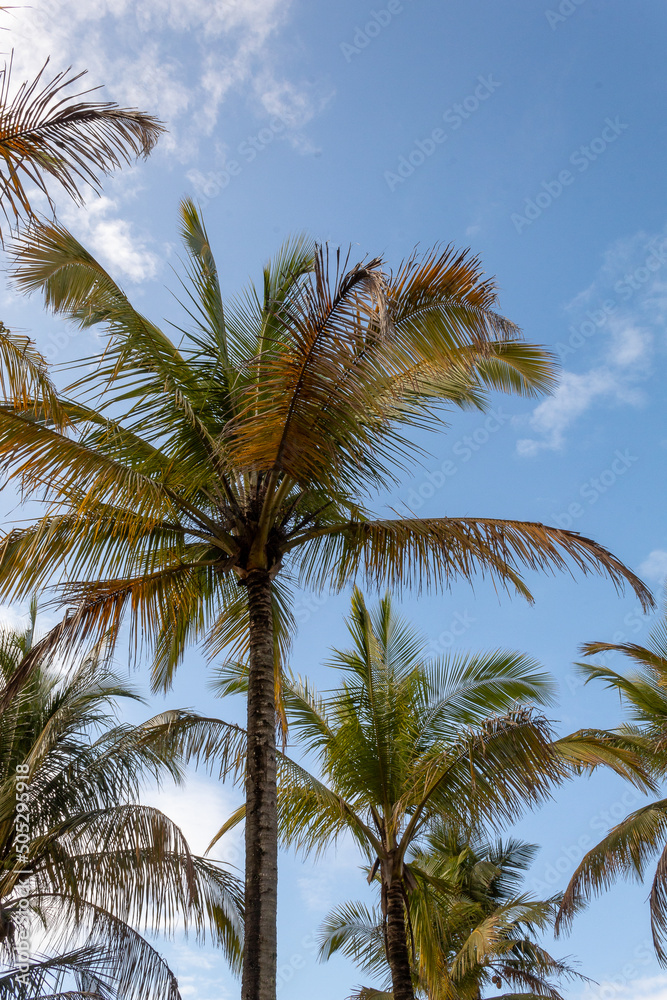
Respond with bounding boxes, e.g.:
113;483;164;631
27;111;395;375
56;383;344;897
293;515;653;608
0;57;163;234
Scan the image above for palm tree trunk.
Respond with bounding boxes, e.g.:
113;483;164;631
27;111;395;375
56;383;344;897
242;569;278;1000
385;879;415;1000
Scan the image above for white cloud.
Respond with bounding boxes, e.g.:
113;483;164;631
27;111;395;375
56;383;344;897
581;974;667;1000
60;193;160;283
0;602;31;633
3;0;324;160
517;225;667;456
516;368;642;457
141;773;244;866
638;550;667;584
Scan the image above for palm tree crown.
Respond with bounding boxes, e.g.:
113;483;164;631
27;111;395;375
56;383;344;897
321;827;585;1000
214;590;643;1000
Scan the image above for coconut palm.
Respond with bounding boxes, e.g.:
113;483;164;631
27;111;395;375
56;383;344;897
321;827;585;1000
556;597;667;961
0;203;652;1000
211;589;645;1000
0;603;244;1000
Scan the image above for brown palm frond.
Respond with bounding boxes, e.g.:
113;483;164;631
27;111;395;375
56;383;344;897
293;515;654;609
0;55;164;235
386;244;520;348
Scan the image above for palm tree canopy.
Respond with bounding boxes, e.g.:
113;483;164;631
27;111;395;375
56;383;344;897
0;202;652;691
212;590;648;864
557;596;667;961
0;604;244;1000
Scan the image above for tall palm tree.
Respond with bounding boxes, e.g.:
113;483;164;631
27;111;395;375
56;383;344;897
212;590;645;1000
321;827;585;1000
0;603;244;999
0;203;652;1000
556;597;667;961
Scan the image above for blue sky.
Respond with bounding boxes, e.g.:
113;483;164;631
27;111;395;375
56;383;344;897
2;0;667;997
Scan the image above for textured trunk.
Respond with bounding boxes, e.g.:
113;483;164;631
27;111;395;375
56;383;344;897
242;569;277;1000
385;879;415;1000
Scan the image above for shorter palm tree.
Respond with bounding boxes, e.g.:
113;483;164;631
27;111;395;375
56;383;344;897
0;603;244;1000
556;598;667;961
321;826;586;1000
212;589;642;1000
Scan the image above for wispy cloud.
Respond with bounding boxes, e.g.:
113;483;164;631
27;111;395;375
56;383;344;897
517;226;666;456
141;773;244;865
638;550;667;584
5;0;326;159
582;973;667;1000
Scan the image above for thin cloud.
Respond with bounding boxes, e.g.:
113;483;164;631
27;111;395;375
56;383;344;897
516;224;665;456
5;0;324;160
638;550;667;584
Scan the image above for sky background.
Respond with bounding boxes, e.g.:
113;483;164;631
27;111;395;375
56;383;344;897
1;1;667;998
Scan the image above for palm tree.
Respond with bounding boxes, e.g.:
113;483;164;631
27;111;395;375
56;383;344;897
211;589;644;1000
0;602;244;999
321;827;585;1000
0;203;652;1000
556;597;667;961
